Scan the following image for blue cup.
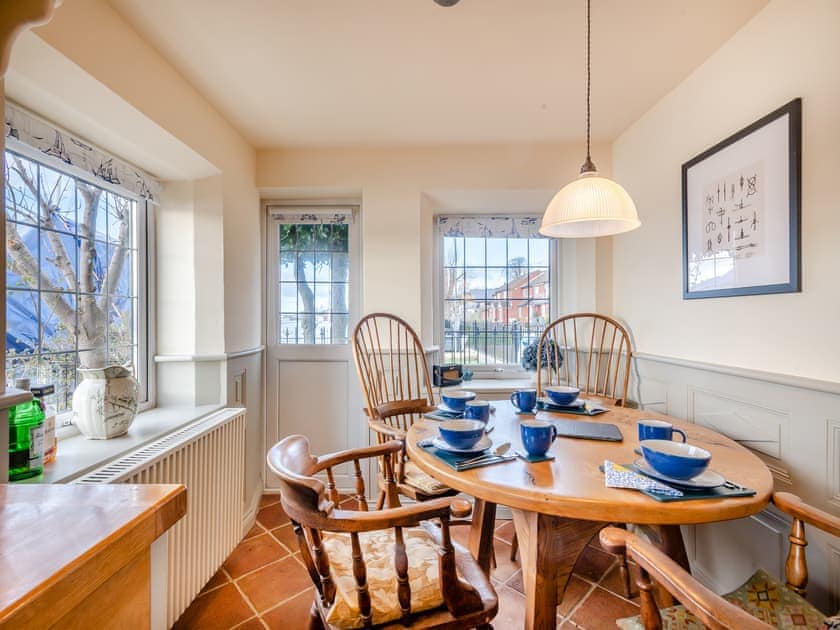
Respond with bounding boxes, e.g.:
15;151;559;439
464;400;490;423
510;388;537;413
637;419;686;443
520;420;558;457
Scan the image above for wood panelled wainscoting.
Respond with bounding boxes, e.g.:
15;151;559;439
632;352;840;614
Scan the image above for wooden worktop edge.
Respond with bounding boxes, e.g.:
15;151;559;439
0;483;187;628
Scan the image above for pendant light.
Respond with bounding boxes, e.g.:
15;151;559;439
540;0;641;238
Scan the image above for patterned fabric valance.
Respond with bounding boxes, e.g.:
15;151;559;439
268;206;356;224
436;215;545;239
5;102;162;202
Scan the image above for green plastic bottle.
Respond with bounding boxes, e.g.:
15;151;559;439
8;396;45;482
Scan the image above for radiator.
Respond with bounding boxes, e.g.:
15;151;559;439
74;408;246;627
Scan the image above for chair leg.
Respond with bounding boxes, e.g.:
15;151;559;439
375;488;386;511
510;532;518;562
308;602;325;630
618;551;633;599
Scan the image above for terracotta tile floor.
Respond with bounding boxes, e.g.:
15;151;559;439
174;494;640;629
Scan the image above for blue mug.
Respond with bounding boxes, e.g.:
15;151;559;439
510;388;537;413
464;400;490;423
520;420;558;457
637;419;686;443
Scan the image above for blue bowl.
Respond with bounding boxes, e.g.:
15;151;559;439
543;385;580;406
439;419;485;450
441;390;476;412
640;440;711;480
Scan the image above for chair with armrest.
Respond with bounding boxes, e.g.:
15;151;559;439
266;435;498;629
599;492;840;630
352;313;457;508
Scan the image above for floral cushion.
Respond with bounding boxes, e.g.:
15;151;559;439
322;526;445;628
823;615;840;629
616;569;827;629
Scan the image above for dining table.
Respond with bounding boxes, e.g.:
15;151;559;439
405;399;774;630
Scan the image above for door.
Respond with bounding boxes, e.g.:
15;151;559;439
264;205;364;492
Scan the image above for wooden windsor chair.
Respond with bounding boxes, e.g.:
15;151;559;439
266;435;498;629
510;313;636;598
600;492;840;630
536;312;633;407
352;313;457;508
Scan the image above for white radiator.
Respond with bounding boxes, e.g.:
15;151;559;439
74;408;246;627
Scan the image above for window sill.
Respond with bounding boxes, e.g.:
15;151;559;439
443;377;535;395
20;404;223;484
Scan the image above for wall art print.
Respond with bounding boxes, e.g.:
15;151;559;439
682;98;801;299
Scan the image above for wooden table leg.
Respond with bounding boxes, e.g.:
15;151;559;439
469;499;497;576
512;509;604;630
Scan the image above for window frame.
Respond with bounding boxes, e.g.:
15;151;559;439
4;143;155;421
433;213;561;378
265;203;361;348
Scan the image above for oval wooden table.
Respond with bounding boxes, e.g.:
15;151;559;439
406;400;773;630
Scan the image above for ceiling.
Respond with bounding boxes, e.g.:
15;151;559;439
107;0;767;148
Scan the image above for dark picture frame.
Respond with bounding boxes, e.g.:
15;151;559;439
682;98;801;299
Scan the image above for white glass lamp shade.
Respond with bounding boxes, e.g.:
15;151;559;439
540;171;641;238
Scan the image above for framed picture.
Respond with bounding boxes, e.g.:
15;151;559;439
682;98;801;299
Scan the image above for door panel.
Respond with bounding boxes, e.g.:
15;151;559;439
264;206;366;493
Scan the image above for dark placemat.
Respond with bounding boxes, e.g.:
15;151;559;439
517;452;555;463
599;462;756;502
551;418;623;442
416;441;514;471
640;484;756;502
423;410;463;421
536;400;609;415
627;462;755;502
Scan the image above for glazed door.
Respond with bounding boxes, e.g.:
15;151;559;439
264;205;365;492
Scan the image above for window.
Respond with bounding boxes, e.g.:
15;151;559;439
4;149;149;414
437;215;555;371
273;208;355;345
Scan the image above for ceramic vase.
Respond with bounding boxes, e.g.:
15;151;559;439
72;365;140;439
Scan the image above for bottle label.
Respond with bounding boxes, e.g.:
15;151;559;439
29;425;44;469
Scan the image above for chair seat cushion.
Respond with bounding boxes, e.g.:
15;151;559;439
616;569;827;629
403;460;450;495
322;526;446;628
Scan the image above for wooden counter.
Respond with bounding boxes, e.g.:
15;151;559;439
0;483;186;629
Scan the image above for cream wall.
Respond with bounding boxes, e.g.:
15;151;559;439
9;0;265;502
611;0;840;381
31;0;261;356
257;143;614;342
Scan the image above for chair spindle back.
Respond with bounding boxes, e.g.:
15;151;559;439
352;313;436;438
537;312;633;406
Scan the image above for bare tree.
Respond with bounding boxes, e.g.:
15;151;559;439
5;155;130;369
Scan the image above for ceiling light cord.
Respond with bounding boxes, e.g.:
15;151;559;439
581;0;596;174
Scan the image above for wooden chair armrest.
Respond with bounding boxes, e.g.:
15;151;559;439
773;492;840;537
315;440;403;471
375;399;436;418
600;527;771;630
323;497;472;533
368;419;407;441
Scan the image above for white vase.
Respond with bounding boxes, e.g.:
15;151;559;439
72;365;140;439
